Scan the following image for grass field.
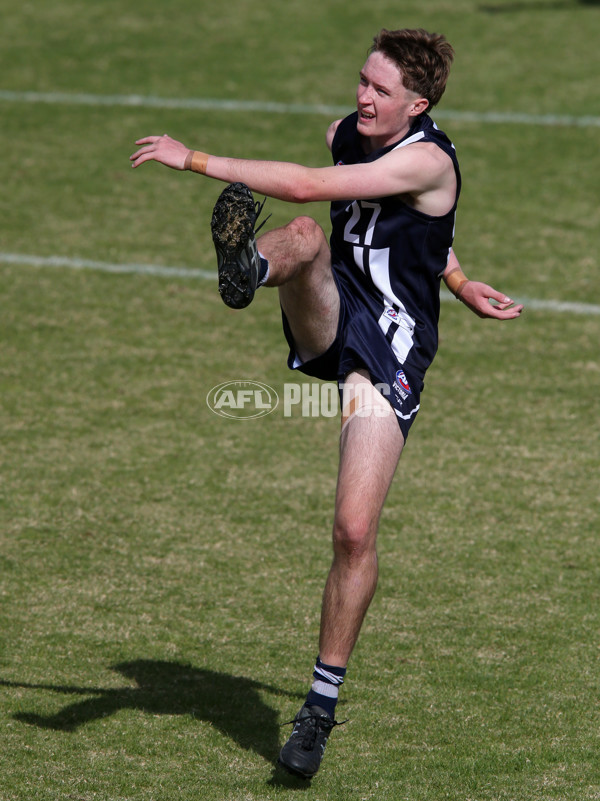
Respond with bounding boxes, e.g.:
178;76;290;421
1;1;599;799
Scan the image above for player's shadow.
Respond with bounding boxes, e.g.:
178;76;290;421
3;659;303;770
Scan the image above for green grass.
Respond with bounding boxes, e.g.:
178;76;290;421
1;1;600;799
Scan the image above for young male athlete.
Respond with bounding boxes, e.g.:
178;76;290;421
131;28;523;779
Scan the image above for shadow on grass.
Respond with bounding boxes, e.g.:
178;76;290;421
2;659;306;779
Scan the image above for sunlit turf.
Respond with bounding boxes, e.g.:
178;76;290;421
1;0;599;799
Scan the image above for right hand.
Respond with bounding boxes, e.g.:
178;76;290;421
130;134;190;170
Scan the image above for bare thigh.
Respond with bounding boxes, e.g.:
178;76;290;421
335;370;405;543
258;216;340;363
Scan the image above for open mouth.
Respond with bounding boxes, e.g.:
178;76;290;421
359;109;375;121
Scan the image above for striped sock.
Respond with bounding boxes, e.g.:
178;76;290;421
257;253;269;287
305;656;346;719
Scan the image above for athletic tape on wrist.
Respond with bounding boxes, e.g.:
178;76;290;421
184;150;209;174
444;266;469;299
454;278;469;299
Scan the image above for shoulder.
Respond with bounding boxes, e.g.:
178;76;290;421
376;141;457;214
384;139;454;182
327;113;359;152
326;119;342;152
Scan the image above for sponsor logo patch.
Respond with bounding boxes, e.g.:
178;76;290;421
383;306;414;333
392;369;412;403
395;370;412;394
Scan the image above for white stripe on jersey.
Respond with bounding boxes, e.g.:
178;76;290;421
367;247;416;364
393;130;426;149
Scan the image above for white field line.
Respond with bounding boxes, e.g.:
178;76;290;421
0;252;214;280
2;252;598;316
1;89;600;128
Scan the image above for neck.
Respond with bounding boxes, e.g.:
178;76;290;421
360;118;418;154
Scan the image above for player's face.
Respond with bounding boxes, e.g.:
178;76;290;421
356;51;425;149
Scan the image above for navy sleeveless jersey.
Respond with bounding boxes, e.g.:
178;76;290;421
329;111;461;380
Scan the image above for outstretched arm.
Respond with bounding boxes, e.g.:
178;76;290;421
443;251;523;320
130;130;455;206
130;134;344;203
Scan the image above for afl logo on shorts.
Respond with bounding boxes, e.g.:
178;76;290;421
395;370;412;395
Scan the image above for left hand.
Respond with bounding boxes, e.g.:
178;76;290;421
130;134;190;170
458;281;524;319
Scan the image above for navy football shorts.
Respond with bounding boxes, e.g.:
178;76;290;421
281;267;424;441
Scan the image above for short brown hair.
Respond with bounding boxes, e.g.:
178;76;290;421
370;28;454;109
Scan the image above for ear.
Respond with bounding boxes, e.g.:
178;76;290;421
409;97;429;117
